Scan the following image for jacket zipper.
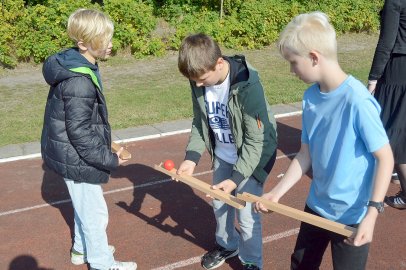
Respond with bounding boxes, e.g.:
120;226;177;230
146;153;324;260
228;88;239;154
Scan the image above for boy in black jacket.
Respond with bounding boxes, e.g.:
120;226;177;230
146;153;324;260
41;9;136;270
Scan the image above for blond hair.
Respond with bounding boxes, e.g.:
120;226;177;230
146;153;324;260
178;33;222;78
67;9;114;51
278;11;337;60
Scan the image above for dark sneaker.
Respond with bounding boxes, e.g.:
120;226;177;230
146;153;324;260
385;191;406;209
243;263;260;270
201;245;238;269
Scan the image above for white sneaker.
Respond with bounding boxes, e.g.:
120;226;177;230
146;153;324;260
71;245;116;265
392;173;400;184
108;261;137;270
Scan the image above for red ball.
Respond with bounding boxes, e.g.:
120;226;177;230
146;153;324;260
163;159;175;171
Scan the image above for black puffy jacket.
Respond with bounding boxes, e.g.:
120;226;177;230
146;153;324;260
41;48;118;184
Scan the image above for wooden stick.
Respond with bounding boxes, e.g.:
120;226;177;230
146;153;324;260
154;164;246;209
111;141;132;160
237;192;357;237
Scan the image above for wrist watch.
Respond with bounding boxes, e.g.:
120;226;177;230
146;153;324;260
367;201;384;213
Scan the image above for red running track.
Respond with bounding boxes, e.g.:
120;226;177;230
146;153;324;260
0;115;404;270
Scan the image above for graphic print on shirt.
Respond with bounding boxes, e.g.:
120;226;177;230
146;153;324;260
204;73;238;164
206;102;234;144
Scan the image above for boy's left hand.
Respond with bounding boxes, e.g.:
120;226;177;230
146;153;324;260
344;211;377;246
209;179;237;197
116;147;129;165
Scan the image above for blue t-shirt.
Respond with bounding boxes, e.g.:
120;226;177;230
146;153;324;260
302;75;388;224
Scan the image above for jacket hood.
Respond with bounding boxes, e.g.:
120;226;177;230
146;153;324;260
42;48;99;87
224;55;261;88
224;55;260;91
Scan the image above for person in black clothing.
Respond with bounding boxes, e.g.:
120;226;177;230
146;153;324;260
41;9;137;270
368;0;406;209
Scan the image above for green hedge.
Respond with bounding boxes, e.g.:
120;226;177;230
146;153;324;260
0;0;383;68
163;0;382;50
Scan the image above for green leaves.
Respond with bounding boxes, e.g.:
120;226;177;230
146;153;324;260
0;0;382;68
163;0;382;53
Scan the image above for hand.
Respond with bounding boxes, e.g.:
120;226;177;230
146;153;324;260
116;147;129;165
210;179;237;197
175;160;196;181
367;81;377;94
254;192;279;213
344;211;377;246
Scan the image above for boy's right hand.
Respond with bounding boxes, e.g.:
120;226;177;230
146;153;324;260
116;147;129;165
176;160;196;177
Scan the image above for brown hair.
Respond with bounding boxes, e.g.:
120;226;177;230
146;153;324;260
178;33;222;78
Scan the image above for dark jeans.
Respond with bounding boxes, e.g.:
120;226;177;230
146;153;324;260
291;205;369;270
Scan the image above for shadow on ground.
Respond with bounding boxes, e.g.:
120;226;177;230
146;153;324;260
40;164;74;241
9;255;54;270
113;164;217;249
113;163;245;269
276;121;313;179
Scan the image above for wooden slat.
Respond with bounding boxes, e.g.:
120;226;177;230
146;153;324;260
111;141;132;160
154;164;246;209
237;192;357;237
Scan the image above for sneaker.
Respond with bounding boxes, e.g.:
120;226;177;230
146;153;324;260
201;245;238;269
71;245;116;265
385;191;406;209
391;173;400;185
108;261;137;270
243;263;260;270
90;261;137;270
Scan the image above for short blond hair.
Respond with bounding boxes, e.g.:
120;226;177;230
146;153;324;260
178;33;222;78
278;11;337;60
67;9;114;50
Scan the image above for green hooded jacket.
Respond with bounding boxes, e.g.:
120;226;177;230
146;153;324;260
185;55;277;185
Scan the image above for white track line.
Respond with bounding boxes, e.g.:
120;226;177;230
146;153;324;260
0;110;302;164
118;129;193;144
274;110;302;119
0;113;302;269
151;228;300;270
0;178;172;217
1;153;301;269
0;169;237;217
0;151;297;217
0;110;301;216
0;153;42;163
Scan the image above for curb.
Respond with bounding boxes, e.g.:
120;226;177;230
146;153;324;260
0;102;302;163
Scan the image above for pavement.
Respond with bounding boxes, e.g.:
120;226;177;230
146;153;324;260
0;102;302;163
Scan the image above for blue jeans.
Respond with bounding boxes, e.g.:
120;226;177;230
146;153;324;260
212;157;264;269
65;178;114;269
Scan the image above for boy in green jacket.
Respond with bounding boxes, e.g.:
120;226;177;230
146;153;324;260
176;33;277;270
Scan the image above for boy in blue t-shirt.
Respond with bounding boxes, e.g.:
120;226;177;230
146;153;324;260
255;12;394;269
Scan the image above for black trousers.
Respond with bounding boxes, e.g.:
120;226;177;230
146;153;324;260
291;205;369;270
